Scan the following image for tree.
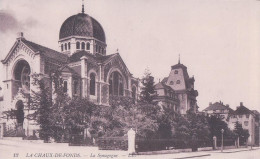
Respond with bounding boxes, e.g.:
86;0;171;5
233;121;249;145
207;115;235;140
103;96;159;138
173;110;210;150
139;68;157;104
29;69;71;142
65;98;105;135
30;73;53;141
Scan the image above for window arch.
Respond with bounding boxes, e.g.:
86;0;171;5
174;70;178;74
86;42;90;50
76;42;80;49
65;43;67;50
90;73;96;95
176;80;180;84
170;81;174;85
109;71;124;96
68;42;71;50
61;44;64;51
81;42;85;50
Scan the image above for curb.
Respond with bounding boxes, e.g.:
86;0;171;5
173;154;211;159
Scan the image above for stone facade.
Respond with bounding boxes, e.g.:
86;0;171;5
0;9;138;137
159;62;198;114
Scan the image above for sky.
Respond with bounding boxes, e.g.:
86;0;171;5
0;0;260;111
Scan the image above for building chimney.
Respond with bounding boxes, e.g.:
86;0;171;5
240;102;243;106
17;32;24;40
226;104;229;108
209;102;212;106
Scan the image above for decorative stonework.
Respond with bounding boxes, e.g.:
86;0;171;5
4;42;36;65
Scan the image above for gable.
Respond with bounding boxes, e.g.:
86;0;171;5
1;40;37;65
103;54;131;82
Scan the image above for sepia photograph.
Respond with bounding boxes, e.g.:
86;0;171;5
0;0;260;158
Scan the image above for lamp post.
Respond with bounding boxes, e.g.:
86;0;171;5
221;129;224;152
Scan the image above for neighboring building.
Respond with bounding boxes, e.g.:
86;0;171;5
203;101;234;122
229;102;258;145
203;101;259;146
251;110;260;146
0;5;139;137
154;82;180;114
160;60;198;114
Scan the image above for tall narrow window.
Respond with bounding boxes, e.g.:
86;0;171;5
86;42;90;50
99;46;101;53
61;44;64;51
109;75;113;95
63;81;68;93
81;42;85;50
65;43;67;50
96;45;98;52
119;76;123;96
132;86;136;102
109;71;124;96
68;42;71;50
76;42;80;49
90;73;96;95
74;80;78;94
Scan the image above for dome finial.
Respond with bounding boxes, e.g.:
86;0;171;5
178;54;181;64
82;0;85;14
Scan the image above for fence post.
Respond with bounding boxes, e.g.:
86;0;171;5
128;128;136;154
213;136;217;150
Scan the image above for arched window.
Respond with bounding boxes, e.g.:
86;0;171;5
90;73;96;95
81;42;85;50
86;42;90;50
101;48;104;54
63;81;68;93
176;80;180;84
109;71;124;96
76;42;80;49
68;42;71;50
170;81;174;85
65;43;67;50
174;70;178;74
61;44;64;51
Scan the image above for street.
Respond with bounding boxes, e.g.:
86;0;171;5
0;139;260;159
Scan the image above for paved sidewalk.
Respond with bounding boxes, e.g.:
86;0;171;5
0;139;259;159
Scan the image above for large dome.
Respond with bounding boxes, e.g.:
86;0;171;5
59;13;106;42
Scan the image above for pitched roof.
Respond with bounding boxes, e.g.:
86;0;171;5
203;102;233;112
69;50;116;63
233;105;253;115
21;39;68;63
161;77;168;83
155;82;174;91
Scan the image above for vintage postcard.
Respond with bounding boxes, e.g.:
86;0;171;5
0;0;259;159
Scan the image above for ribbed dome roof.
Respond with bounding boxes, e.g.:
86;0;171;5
59;13;106;42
